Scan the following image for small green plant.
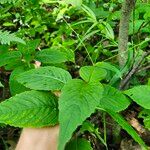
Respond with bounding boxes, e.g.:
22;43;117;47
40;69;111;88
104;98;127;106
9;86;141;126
0;41;149;149
0;0;150;150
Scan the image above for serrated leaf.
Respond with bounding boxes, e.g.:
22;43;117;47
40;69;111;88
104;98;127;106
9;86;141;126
0;51;22;67
18;39;40;62
0;30;25;45
35;47;75;64
98;85;131;112
0;82;4;87
17;66;72;91
65;138;93;150
59;79;103;150
108;110;147;149
0;90;58;127
4;60;24;70
18;39;40;55
9;66;32;96
124;85;150;109
79;66;107;82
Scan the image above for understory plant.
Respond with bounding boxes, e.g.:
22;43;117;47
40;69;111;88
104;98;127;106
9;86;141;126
0;0;150;150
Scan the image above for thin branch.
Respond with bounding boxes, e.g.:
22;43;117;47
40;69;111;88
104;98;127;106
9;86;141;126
137;64;150;73
119;51;150;89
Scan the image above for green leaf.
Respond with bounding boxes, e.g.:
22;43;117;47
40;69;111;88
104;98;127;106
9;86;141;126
76;29;100;49
0;30;25;45
9;66;32;96
80;121;95;133
80;121;106;146
0;45;9;55
56;7;69;22
18;39;40;55
139;109;150;130
3;22;15;27
108;110;147;149
79;66;107;82
98;85;131;112
64;0;82;7
0;82;4;87
81;5;97;22
0;51;22;67
124;85;150;109
59;79;103;150
17;66;72;91
129;20;144;35
148;79;150;86
18;39;40;62
99;22;114;40
65;138;93;150
35;47;75;64
0;0;16;3
4;60;24;71
95;62;122;78
0;90;58;127
95;62;122;85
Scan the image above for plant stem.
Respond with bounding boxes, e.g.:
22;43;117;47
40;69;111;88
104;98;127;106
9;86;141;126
63;18;94;65
103;112;108;150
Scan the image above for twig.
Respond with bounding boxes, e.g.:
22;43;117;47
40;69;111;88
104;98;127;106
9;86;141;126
119;51;150;89
137;64;150;73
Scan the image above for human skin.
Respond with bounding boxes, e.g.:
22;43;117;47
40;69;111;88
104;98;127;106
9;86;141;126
16;125;59;150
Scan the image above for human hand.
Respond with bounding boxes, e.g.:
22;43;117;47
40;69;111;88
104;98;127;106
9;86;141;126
16;125;59;150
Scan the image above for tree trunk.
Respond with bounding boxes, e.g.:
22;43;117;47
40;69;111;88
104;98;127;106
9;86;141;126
118;0;136;68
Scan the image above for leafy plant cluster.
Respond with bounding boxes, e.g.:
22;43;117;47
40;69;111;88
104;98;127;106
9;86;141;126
0;0;150;149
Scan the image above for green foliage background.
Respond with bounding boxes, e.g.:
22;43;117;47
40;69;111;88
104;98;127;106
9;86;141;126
0;0;150;149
